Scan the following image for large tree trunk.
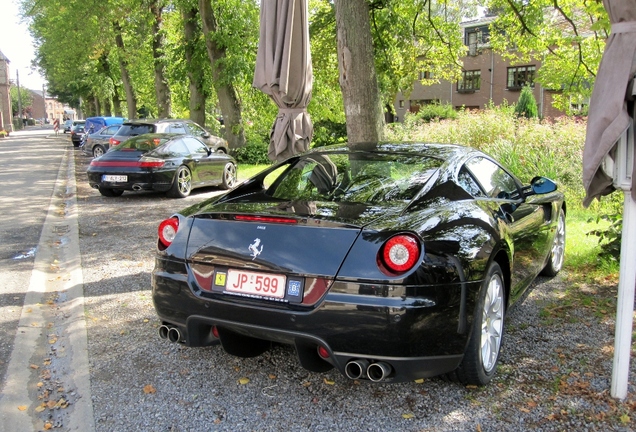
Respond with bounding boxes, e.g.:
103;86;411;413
113;22;137;119
150;0;172;118
199;0;246;150
334;0;384;143
182;6;206;127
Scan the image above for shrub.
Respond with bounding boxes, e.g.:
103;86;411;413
232;141;271;165
515;85;539;119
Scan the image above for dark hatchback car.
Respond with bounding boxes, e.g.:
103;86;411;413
81;124;122;157
152;142;566;385
87;133;237;198
70;120;86;146
109;119;228;153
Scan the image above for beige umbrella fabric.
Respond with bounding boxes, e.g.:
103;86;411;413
582;0;636;207
253;0;313;162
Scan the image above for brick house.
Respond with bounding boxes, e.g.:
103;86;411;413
394;17;567;121
0;49;12;131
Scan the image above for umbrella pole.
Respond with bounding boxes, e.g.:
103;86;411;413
610;118;635;400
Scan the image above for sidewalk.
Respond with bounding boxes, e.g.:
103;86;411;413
5;125;68;140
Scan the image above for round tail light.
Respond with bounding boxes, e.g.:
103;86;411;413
378;234;421;275
158;217;179;248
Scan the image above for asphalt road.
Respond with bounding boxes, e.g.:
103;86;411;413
0;127;93;431
0;128;66;382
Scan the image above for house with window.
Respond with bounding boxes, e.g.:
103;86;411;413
394;16;565;120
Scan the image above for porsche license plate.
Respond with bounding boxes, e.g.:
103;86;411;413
226;269;285;299
102;175;127;182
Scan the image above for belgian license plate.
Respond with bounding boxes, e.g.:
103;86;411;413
226;269;285;299
102;175;127;182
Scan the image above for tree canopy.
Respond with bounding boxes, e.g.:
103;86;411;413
19;0;610;149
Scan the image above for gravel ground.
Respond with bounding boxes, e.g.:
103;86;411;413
73;149;636;432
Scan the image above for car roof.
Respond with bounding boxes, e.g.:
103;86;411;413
122;119;192;126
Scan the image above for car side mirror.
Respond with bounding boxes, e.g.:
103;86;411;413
202;132;210;138
529;176;557;195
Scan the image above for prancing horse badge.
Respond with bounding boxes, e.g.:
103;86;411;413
248;238;263;260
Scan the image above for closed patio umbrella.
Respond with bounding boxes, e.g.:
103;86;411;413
253;0;313;162
583;0;636;400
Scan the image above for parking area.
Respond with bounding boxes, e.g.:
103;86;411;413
65;141;635;431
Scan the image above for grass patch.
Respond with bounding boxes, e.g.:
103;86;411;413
237;163;271;181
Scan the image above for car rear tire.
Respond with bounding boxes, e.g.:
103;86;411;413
221;162;237;190
168;166;192;198
99;187;124;197
449;262;505;386
93;145;106;158
541;208;565;277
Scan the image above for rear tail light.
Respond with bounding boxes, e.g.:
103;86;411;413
378;234;421;275
109;137;121;146
158;217;179;248
139;157;165;168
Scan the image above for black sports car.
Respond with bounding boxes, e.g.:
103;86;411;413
87;133;237;198
152;142;566;385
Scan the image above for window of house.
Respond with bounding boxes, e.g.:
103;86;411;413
458;70;481;92
399;100;404;108
418;71;434;80
507;65;536;90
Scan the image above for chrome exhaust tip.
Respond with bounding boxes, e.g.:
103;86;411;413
158;325;170;340
367;362;392;382
167;327;181;343
345;359;370;380
132;184;142;191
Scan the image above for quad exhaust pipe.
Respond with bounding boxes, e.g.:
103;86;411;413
345;359;393;381
159;325;182;343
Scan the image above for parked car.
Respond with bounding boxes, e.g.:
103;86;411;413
87;133;237;198
70;121;86;147
152;142;566;386
63;119;74;133
109;119;228;153
81;124;123;157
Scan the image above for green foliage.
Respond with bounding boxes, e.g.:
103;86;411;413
384;106;589;206
312;120;347;147
232;141;271;165
587;212;622;262
487;0;607;112
10;86;33;116
411;103;458;123
514;85;538;119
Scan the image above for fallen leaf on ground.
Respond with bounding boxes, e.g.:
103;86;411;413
143;384;156;394
17;405;27;411
323;378;335;385
238;377;250;385
402;413;414;419
30;364;39;369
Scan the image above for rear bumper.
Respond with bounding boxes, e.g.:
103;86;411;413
87;171;172;192
152;256;481;383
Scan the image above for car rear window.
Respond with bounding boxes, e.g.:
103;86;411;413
117;124;154;136
266;152;442;203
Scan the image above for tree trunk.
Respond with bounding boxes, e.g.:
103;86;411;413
198;0;246;149
334;0;385;143
150;0;171;118
113;22;137;119
182;6;206;127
